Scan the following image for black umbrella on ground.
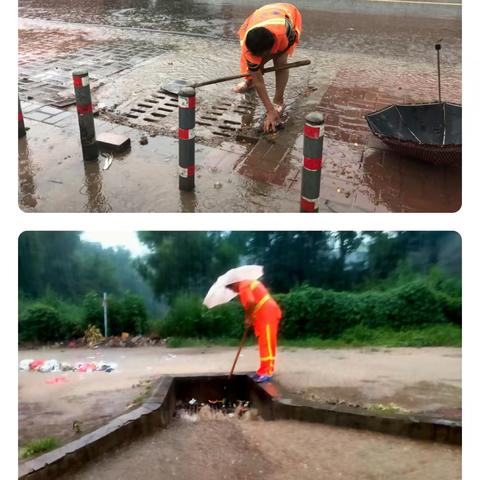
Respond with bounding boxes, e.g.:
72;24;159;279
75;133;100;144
365;43;461;167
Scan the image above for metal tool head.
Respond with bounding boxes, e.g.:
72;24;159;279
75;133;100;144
160;79;193;96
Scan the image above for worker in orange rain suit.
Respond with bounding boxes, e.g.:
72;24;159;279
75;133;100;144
234;3;302;133
228;279;282;383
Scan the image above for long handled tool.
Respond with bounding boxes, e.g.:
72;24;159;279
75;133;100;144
229;327;249;379
161;59;311;95
435;41;442;103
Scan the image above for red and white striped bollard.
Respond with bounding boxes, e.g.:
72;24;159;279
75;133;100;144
300;112;324;212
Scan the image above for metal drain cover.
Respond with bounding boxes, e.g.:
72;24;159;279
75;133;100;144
124;92;179;124
118;92;260;142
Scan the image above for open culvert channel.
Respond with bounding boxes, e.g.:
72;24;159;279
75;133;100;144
19;374;461;480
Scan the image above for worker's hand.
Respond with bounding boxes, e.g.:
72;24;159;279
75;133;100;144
244;315;253;328
263;108;281;133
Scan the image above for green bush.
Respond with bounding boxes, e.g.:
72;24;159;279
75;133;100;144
82;291;149;336
275;280;453;339
19;304;63;343
201;302;244;338
82;291;104;330
120;292;148;334
153;295;244;339
160;294;205;337
19;295;85;342
19;291;150;343
19;278;460;345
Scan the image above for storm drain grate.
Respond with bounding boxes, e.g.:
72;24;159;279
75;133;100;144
118;94;259;141
124;91;179;123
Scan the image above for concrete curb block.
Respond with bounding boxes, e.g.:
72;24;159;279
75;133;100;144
251;379;461;446
18;374;460;479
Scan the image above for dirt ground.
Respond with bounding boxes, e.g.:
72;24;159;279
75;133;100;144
60;416;461;480
18;346;461;446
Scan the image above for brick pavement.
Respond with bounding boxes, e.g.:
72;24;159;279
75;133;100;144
18;15;461;212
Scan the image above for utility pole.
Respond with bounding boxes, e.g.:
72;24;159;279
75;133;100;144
103;292;108;337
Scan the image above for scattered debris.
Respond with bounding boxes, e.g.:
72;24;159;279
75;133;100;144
60;362;73;371
72;420;82;434
28;360;45;371
324;399;361;409
63;334;162;349
19;359;34;370
84;325;104;346
75;363;98;373
19;359;118;373
139;135;148;145
45;376;67;385
39;359;60;373
176;399;257;422
102;152;113;170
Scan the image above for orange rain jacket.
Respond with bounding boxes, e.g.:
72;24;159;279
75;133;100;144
238;279;282;376
238;3;303;79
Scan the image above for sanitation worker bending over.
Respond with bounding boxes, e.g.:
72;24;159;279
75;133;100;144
228;280;282;383
234;3;302;133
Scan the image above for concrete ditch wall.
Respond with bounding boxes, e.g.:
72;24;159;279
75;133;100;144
19;374;461;479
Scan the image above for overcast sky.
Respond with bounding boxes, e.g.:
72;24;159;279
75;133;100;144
80;232;150;257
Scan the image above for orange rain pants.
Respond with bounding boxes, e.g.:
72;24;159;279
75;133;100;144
238;3;303;80
238;280;282;376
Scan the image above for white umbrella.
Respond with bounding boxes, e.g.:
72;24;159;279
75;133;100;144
203;265;264;309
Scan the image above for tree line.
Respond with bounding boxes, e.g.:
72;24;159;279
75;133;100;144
18;231;461;343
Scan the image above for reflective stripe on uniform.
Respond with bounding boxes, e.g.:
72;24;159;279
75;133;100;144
266;324;274;376
266;324;273;359
250;280;260;290
260;355;275;361
253;294;271;315
240;17;287;45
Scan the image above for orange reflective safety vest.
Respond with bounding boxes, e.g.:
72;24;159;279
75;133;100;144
238;280;282;376
238;3;303;76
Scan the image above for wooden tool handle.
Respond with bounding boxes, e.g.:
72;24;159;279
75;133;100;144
193;59;311;88
229;328;249;378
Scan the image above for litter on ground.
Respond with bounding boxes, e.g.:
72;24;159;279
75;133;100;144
19;359;118;373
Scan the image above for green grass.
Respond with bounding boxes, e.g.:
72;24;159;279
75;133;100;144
131;380;154;406
366;403;410;415
165;324;461;349
20;437;61;459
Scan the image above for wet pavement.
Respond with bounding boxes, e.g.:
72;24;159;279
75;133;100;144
18;1;461;212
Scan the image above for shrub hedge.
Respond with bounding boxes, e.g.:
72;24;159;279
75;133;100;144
19;279;461;343
19;291;148;343
156;280;460;340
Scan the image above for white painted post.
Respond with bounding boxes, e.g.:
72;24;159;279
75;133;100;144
103;292;108;337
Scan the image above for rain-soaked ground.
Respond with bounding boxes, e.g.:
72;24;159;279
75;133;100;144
59;417;461;480
18;0;462;212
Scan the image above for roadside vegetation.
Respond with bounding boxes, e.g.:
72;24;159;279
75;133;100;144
19;232;461;348
20;437;60;459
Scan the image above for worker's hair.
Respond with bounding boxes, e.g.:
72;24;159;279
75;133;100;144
245;27;275;55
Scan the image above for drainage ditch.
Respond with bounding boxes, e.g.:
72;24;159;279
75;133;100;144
19;374;461;480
